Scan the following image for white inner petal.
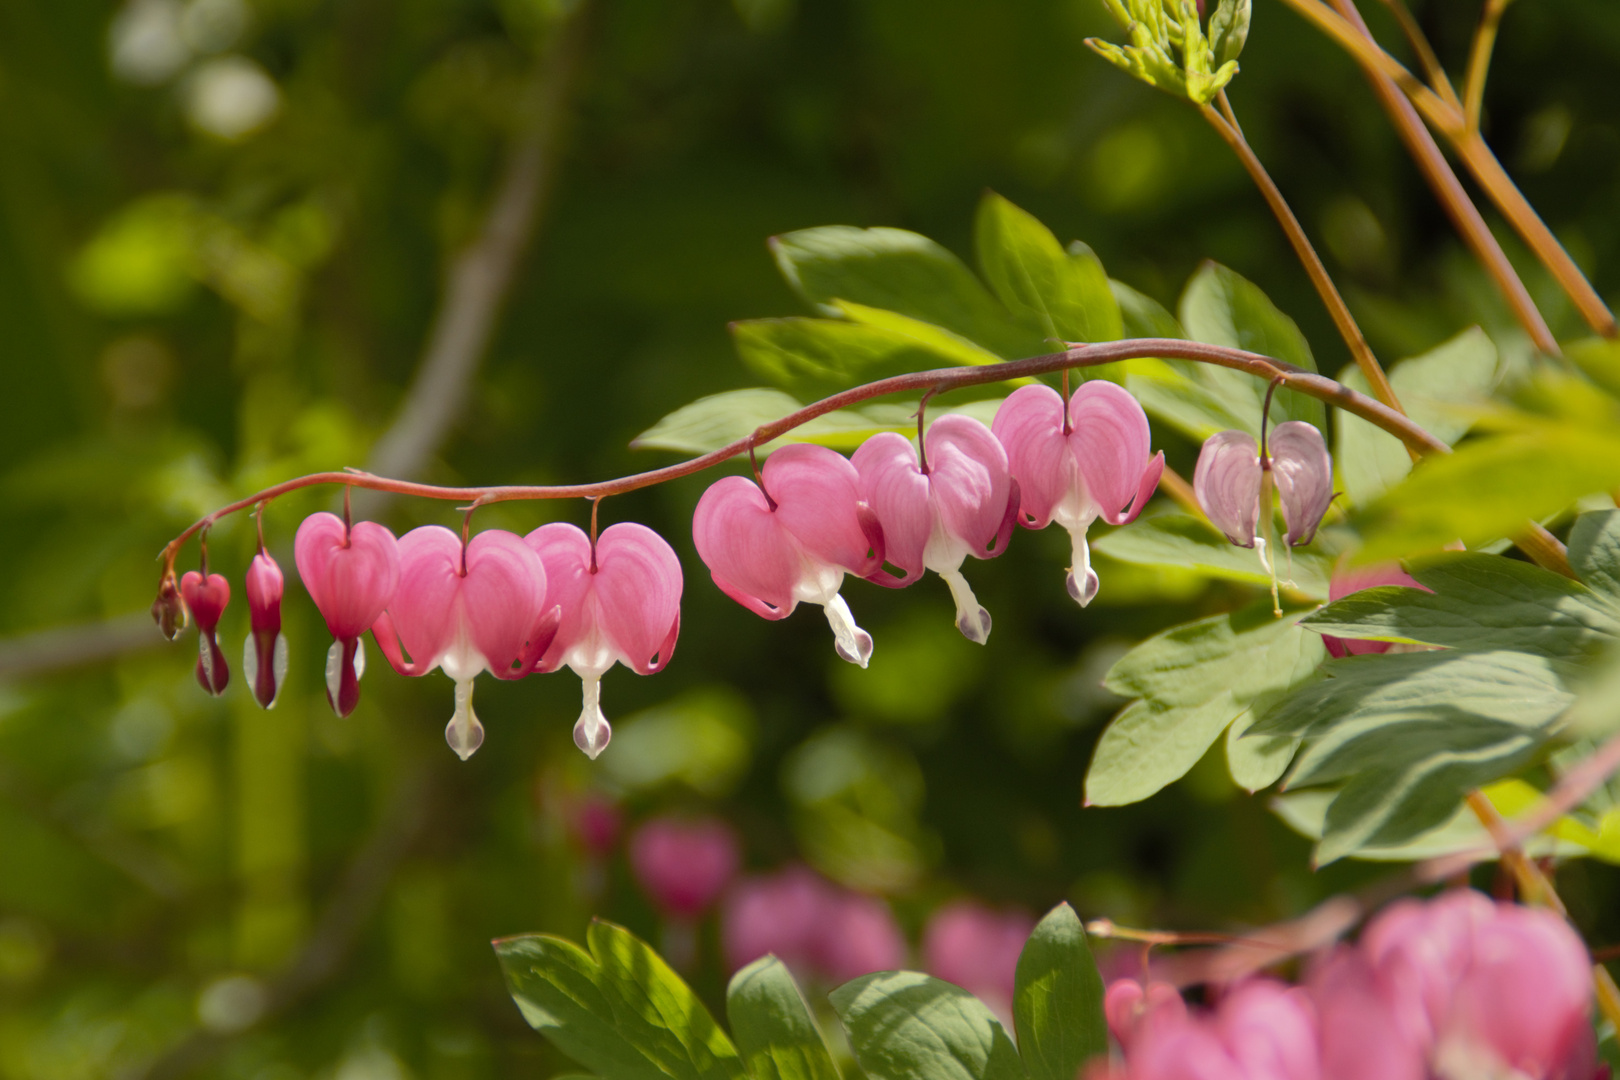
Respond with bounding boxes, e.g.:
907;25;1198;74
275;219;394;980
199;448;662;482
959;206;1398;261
822;592;873;667
242;634;258;691
1061;521;1100;607
324;639;344;706
573;671;612;759
939;568;992;645
270;634;288;709
445;677;485;761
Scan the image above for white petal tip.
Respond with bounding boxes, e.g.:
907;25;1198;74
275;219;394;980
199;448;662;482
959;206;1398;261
445;716;485;760
956;606;992;645
1066;568;1100;607
574;717;611;759
834;629;874;668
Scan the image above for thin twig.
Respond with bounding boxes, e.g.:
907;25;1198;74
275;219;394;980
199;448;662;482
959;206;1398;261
353;5;590;517
1200;98;1407;425
1331;0;1559;357
1462;0;1511;134
1375;0;1460;111
1271;0;1617;338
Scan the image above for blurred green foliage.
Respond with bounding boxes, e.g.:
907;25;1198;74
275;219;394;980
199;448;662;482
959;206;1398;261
3;0;1620;1077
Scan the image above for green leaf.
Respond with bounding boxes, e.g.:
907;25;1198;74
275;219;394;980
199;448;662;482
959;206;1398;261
1225;706;1298;793
1091;512;1332;599
629;388;907;456
494;921;746;1080
833;301;1009;367
1177;262;1325;431
1353;425;1620;562
830;971;1026;1080
1336;327;1498;506
1086;604;1325;805
1571;509;1620;601
733;318;987;400
1013;904;1107;1080
726;957;839;1080
1301;552;1620;660
1567;336;1620;399
1110;280;1185;339
973;193;1122;345
769;226;1045;358
1271;785;1575;862
1314;720;1542;865
1209;0;1251;66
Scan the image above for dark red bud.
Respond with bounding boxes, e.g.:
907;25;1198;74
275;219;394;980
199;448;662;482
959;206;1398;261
244;554;287;709
152;572;188;640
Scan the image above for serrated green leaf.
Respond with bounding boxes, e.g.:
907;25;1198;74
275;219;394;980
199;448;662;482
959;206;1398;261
726;957;839;1080
1257;649;1572;739
1314;721;1542;865
830;971;1026;1080
973;193;1122;346
1301;552;1620;660
1177;262;1325;431
1087;604;1323;805
1353;426;1620;562
769;226;1044;358
1091;512;1332;598
1336;327;1498;506
494;922;746;1080
1014;904;1107;1080
1570;509;1620;602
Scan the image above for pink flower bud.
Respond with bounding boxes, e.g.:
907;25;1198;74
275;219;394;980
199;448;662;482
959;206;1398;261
694;444;882;667
922;901;1034;1012
628;816;739;919
1320;560;1431;658
371;526;555;760
853;414;1018;644
152;570;187;640
566;792;623;856
992;381;1164;606
525;522;682;759
1193;422;1333;549
181;570;231;695
294;512;400;718
243;553;289;709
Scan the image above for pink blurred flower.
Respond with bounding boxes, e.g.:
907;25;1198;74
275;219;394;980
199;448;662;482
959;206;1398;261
853;414;1017;644
992;381;1163;606
629;816;740;919
1308;949;1427;1080
1124;980;1320;1080
567;792;624;857
1320;561;1431;658
722;866;904;984
372;526;558;759
922;901;1035;1012
525;522;682;759
181;569;231;696
693;444;882;667
1105;978;1188;1052
1194;422;1333;550
294;512;400;717
242;552;288;709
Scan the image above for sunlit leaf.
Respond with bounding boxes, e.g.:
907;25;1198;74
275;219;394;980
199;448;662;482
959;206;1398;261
727;957;840;1080
974;193;1122;345
830;971;1025;1080
1014;903;1106;1080
1091;512;1332;599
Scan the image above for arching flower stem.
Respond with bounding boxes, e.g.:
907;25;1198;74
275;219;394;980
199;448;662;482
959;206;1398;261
155;337;1570;577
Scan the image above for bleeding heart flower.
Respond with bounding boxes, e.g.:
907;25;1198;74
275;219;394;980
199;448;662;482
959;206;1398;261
1124;980;1321;1080
371;526;557;760
853;414;1018;644
525;522;682;759
181;570;230;695
1194;422;1334;550
242;552;289;709
693;444;882;667
992;381;1164;606
629;815;740;919
294;511;401;718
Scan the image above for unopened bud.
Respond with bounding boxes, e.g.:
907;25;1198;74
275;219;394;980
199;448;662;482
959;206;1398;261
181;570;231;696
243;553;288;709
152;571;188;640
